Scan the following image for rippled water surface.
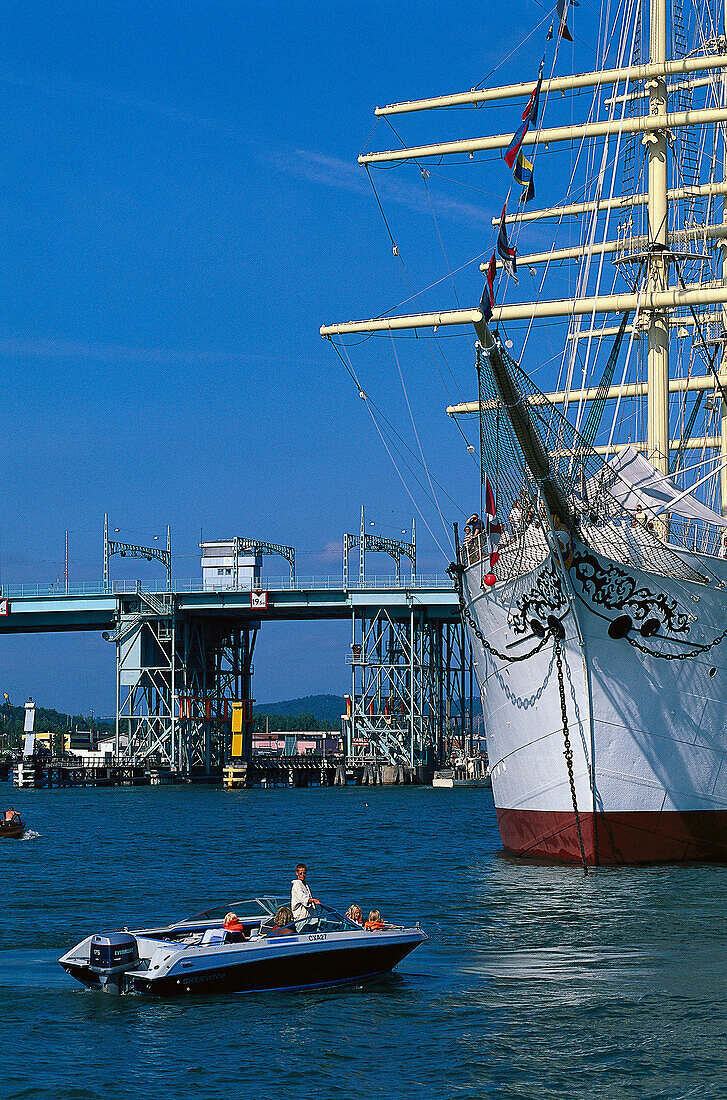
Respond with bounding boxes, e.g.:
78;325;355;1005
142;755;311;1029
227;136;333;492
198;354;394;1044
2;783;727;1099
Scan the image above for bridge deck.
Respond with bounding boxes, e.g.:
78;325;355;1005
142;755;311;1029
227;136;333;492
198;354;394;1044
0;575;460;632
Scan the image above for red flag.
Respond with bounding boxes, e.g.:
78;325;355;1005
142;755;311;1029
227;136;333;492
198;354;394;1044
504;119;528;169
484;475;497;518
521;70;542;124
505;67;543;167
556;0;577;40
479;252;497;322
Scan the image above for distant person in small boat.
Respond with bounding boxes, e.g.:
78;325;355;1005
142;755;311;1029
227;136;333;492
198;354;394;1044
291;863;320;922
269;906;295;935
364;909;386;931
346;904;363;924
222;912;247;942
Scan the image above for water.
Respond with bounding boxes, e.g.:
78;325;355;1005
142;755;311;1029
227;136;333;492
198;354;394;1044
2;784;726;1099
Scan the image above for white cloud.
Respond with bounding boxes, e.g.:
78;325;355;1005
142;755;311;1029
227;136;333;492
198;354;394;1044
279;148;500;227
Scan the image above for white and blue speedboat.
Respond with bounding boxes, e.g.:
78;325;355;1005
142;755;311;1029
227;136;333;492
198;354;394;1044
59;896;427;995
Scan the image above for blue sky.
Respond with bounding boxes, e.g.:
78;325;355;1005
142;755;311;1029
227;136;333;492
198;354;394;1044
0;0;601;712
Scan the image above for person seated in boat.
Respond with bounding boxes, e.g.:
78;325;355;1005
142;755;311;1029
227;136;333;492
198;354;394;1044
364;909;386;931
345;904;363;924
222;912;247;943
268;905;295;936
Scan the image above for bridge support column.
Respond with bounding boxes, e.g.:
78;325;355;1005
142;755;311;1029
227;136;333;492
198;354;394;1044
114;595;258;777
174;618;257;776
346;604;474;769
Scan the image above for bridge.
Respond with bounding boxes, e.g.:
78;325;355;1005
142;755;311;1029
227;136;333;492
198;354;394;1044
0;572;473;777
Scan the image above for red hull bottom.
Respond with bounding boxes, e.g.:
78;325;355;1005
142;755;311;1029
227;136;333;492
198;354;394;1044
496;807;727;864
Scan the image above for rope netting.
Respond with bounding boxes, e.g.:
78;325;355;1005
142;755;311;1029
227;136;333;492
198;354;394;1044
471;338;712;585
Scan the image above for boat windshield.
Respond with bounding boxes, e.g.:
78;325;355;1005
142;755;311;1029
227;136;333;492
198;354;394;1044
171;898;364;932
175;896;286;926
268;902;362;936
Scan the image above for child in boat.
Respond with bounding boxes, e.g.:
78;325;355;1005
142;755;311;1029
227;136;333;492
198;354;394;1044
268;906;295;936
222;912;247;942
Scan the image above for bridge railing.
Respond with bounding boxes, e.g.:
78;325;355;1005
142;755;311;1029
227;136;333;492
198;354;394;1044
0;574;455;599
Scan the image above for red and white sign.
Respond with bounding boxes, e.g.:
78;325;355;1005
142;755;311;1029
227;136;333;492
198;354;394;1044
250;590;268;610
0;599;9;616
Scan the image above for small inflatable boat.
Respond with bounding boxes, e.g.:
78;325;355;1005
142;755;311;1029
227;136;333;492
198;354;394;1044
59;896;427;995
0;809;24;838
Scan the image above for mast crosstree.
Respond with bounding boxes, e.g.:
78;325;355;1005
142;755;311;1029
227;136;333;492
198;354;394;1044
321;0;727;502
644;0;670;475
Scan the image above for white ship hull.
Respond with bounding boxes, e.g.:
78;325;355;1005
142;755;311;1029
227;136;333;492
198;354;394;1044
464;535;727;863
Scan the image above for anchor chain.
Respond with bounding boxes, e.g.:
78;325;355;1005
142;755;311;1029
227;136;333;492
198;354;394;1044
447;563;549;664
554;636;589;874
626;625;727;661
449;557;589;872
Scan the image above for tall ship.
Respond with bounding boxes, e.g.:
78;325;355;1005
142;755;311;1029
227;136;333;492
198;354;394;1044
322;0;727;863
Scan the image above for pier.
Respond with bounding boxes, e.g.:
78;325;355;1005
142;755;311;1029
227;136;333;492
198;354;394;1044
12;753;430;789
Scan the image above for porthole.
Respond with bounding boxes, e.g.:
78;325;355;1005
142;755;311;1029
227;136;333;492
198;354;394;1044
709;667;717;678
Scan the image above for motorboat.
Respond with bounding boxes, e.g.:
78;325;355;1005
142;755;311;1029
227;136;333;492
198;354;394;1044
0;809;24;838
59;896;427;995
433;756;491;789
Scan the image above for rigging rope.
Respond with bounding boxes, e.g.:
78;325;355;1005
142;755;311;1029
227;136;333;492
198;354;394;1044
579;310;633;449
389;329;454;552
329;338;453;557
670;389;704;475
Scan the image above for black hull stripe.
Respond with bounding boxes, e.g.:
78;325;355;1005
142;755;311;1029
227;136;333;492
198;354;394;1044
63;941;420;996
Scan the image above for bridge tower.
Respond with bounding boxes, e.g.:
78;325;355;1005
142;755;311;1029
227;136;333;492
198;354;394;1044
111;593;257;775
99;517;473;775
341;509;474;767
343;506;415;586
344;605;473;767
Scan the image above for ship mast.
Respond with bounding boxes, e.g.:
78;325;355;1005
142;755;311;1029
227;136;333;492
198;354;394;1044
646;0;670;477
321;10;727;483
722;1;727;514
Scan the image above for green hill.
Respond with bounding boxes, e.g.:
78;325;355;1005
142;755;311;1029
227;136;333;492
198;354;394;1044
254;694;343;729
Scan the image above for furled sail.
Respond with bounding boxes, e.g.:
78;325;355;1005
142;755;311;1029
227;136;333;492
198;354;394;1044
598;447;727;527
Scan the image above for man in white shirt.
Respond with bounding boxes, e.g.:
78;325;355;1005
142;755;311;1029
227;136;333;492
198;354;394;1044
290;863;320;921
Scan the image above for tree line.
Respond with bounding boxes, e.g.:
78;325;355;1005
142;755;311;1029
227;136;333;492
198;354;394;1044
252;712;336;732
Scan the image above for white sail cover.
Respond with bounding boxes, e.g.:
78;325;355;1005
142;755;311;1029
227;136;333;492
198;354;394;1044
597;446;727;526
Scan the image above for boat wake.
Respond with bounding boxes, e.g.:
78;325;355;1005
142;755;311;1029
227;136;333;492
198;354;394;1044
19;829;41;841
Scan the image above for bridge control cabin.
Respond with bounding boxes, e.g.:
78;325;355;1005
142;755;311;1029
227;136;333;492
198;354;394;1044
200;540;262;592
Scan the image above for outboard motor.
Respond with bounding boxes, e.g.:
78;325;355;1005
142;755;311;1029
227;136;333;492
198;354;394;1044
89;932;139;993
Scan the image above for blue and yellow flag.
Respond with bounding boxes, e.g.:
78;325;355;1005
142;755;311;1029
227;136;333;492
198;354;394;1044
514;150;535;203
